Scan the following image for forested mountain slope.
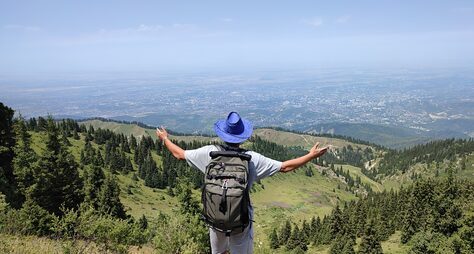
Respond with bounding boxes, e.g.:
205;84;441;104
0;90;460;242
1;106;473;253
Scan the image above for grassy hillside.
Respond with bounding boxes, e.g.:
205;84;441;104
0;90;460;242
0;233;154;254
252;165;358;249
18;119;472;253
253;128;371;150
82;119;218;143
83;120;373;150
78;120;388;252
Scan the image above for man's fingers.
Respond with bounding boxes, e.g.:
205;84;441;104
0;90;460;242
314;142;320;149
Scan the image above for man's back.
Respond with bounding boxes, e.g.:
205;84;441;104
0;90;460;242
156;112;328;254
184;144;282;190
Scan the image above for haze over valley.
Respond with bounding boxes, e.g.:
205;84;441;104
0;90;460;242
2;68;473;147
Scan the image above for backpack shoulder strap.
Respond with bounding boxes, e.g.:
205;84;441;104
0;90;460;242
209;144;251;161
220;144;247;153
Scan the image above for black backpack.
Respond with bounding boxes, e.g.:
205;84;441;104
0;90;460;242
201;145;252;235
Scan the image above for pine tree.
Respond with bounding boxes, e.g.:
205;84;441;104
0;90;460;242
61;131;71;146
139;214;148;230
130;135;137;151
97;172;126;219
28;117;37;131
330;234;355;254
83;165;105;208
358;219;383;254
459;214;474;252
28;117;83;215
286;224;302;251
435;169;462;236
460;156;466;171
301;220;311;243
0;102;18;207
279;220;292;246
13;117;37;207
269;228;280;249
178;184;199;215
401;192;418;243
37;117;47;131
311;216;321;234
330;205;344;237
73;129;80;140
341;238;356;254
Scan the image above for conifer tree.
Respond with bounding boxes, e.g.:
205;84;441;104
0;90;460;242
28;117;37;131
13;117;37;207
435;169;462;236
97;172;126;219
130;135;137;151
330;234;355;254
139;214;148;230
37;117;47;131
329;235;345;254
269;228;280;249
178;184;199;215
61;131;71;146
311;216;321;234
0;102;18;207
73;128;80;140
301;220;311;243
83;165;105;208
28;117;83;215
286;224;303;251
330;205;344;237
401;192;418;243
460;156;466;171
279;220;292;246
358;219;383;254
341;238;356;254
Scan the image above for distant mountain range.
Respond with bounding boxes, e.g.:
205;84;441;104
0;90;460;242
298;122;471;149
72;116;471;149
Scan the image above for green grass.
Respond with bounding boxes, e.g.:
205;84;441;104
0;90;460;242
117;173;180;218
83;120;218;143
0;233;155;254
251;165;359;248
29;131;180;219
336;164;384;192
29;120;474;253
381;231;410;254
253;128;371;150
83;120;373;151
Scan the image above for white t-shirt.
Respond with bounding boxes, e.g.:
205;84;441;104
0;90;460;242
184;145;282;190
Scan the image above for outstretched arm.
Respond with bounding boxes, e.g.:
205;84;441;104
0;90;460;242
156;127;185;160
280;142;328;173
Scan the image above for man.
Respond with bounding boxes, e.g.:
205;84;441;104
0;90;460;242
156;111;328;254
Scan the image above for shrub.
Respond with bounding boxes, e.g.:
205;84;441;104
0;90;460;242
52;207;79;239
76;208;145;253
152;213;209;254
1;200;55;236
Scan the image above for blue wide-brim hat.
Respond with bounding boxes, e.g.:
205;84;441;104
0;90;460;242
214;112;253;143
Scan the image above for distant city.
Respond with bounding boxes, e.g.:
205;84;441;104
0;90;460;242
1;68;473;138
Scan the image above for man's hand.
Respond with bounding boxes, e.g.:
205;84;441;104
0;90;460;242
308;142;328;159
156;126;185;160
156;126;169;141
280;142;330;173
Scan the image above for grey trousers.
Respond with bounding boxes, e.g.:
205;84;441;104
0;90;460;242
209;224;253;254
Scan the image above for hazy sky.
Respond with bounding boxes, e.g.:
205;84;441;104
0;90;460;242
1;0;474;74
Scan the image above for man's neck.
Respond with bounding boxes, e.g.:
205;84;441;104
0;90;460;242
224;142;241;149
